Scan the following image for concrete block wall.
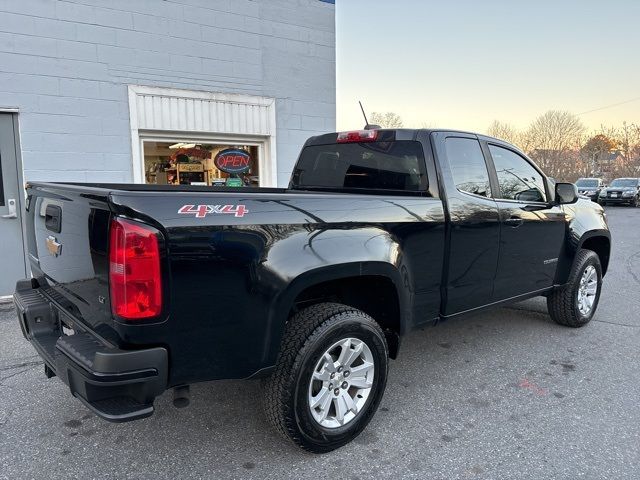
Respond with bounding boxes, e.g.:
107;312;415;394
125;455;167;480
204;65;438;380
0;0;335;185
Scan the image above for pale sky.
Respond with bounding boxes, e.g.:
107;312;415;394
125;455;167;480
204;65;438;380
336;0;640;133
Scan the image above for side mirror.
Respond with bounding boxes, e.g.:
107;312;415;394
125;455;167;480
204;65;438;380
555;182;579;205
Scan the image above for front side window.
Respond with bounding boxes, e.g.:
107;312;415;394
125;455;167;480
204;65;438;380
445;137;491;197
489;145;547;202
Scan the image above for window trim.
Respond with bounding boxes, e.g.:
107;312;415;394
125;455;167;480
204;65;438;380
484;141;551;204
456;188;495;201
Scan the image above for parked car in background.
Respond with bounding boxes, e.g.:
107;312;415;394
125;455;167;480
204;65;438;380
598;178;640;207
575;177;605;202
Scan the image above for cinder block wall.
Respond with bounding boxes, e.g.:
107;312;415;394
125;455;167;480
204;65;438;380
0;0;335;186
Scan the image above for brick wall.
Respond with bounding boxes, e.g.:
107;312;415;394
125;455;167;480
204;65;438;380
0;0;335;185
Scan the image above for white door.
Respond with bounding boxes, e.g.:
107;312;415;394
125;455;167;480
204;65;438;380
0;113;27;296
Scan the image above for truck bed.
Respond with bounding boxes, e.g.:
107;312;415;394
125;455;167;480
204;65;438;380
24;180;447;388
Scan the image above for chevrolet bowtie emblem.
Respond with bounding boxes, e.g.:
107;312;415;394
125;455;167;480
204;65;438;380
46;235;62;257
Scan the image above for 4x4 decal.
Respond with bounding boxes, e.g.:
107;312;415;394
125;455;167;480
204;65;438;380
178;204;249;218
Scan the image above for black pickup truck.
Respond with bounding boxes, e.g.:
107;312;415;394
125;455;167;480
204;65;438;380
14;129;610;452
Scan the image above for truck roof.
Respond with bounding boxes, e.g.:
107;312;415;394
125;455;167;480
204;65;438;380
304;128;520;151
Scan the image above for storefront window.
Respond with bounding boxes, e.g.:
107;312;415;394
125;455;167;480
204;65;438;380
143;141;260;187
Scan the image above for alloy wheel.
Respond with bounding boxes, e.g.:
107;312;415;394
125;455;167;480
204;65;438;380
577;265;598;316
307;337;375;428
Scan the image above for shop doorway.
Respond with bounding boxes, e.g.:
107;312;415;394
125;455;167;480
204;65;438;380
0;113;27;296
142;140;262;187
128;86;278;187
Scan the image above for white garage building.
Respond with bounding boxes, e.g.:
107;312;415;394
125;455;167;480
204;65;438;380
0;0;336;295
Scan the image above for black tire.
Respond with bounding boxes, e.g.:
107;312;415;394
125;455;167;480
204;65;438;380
547;249;602;327
262;303;389;453
631;196;639;207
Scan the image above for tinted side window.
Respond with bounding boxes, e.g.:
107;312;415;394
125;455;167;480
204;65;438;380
445;137;491;197
489;145;546;202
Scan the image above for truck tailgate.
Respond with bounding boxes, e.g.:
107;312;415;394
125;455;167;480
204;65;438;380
25;183;114;336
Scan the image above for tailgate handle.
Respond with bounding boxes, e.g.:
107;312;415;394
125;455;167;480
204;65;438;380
45;205;62;233
1;198;17;219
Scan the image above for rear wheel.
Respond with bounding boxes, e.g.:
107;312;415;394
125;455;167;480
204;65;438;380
263;303;388;453
547;249;602;327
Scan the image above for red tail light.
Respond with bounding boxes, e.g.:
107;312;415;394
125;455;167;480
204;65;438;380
109;217;162;320
336;130;378;143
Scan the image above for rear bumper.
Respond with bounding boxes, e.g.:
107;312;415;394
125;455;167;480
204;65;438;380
14;279;168;422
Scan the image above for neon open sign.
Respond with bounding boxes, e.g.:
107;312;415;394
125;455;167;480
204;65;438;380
214;148;251;174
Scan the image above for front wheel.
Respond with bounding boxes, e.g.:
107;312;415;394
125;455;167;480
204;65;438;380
262;303;388;453
631;196;639;207
547;249;602;327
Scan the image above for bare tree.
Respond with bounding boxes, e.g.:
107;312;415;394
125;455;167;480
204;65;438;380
581;124;640;178
369;112;404;129
482;112;640;182
580;133;618;175
526;110;585;152
608;122;640;165
524;111;586;180
629;124;640;170
487;120;521;147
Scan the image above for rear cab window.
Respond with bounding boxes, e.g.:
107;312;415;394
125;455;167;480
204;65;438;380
290;140;428;195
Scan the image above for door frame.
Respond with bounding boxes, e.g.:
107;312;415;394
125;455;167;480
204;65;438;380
431;131;502;315
0;110;28;300
480;138;566;300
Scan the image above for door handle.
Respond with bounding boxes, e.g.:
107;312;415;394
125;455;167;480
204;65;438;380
1;198;17;219
504;216;523;227
522;204;547;212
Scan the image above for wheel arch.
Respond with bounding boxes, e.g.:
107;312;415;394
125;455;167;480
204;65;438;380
579;233;611;276
268;262;410;363
555;229;611;285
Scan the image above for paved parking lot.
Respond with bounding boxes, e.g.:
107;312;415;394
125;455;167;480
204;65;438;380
1;206;639;479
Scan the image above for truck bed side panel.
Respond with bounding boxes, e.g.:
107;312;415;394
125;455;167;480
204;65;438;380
110;191;445;384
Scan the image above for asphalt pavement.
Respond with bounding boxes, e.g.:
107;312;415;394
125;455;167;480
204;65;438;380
1;206;639;479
